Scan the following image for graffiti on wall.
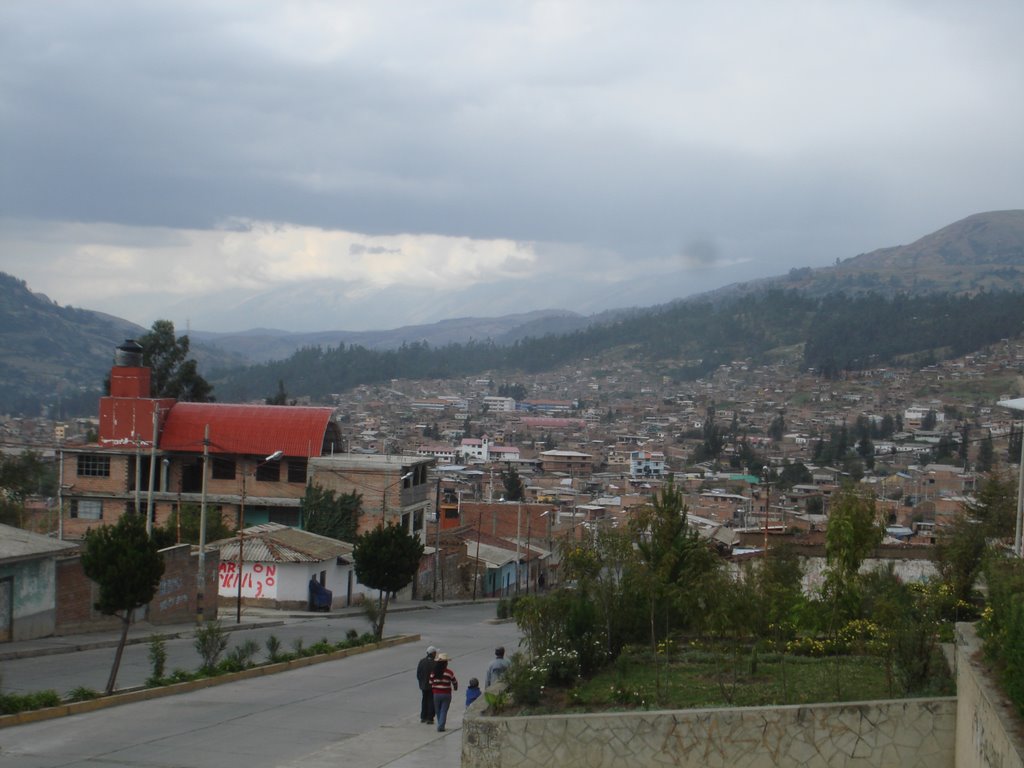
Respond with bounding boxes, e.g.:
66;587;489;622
218;562;278;599
156;574;189;615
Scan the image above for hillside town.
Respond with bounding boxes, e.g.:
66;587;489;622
2;331;1023;636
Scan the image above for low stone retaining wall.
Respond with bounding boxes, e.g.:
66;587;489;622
465;624;1024;768
955;622;1024;768
463;697;957;768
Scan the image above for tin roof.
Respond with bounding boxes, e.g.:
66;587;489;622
210;523;353;563
160;403;337;458
0;523;77;563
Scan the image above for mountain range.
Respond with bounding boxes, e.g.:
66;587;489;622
2;209;1023;417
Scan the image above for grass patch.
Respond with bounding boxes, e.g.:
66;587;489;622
504;644;954;716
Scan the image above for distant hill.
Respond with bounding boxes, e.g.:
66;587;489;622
0;273;246;417
706;210;1024;301
190;309;593;363
0;273;145;415
3;210;1024;415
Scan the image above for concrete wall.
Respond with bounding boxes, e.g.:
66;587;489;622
955;622;1024;768
56;546;219;635
464;624;1024;768
0;557;58;641
463;698;957;768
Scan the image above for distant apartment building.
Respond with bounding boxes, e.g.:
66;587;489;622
457;435;521;464
482;396;517;413
539;450;594;476
309;453;434;536
410;398;449;412
522;399;576;414
903;405;945;429
630;450;666;478
415;444;458;464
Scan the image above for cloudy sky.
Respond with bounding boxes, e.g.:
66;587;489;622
2;1;1023;332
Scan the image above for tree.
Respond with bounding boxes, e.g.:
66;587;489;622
301;484;362;541
265;380;292;405
152;503;233;548
353;523;424;638
921;409;937;431
0;450;56;527
934;510;987;608
822;487;884;632
502;466;525;502
80;513;165;694
138;319;214;401
631;479;719;637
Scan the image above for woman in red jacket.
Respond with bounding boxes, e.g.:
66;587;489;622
428;652;459;732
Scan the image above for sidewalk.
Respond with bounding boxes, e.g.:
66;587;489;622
0;599;443;662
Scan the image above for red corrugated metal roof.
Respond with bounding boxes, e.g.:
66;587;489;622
160;403;336;458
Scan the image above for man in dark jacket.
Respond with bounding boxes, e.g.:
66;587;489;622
416;646;437;723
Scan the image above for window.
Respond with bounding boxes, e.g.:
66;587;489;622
257;460;281;482
71;499;102;519
77;454;110;478
212;457;236;480
287;459;307;484
268;508;299;526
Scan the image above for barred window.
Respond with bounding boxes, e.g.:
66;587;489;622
287;459;307;484
212;457;236;480
77;454;111;477
256;460;281;482
71;500;103;519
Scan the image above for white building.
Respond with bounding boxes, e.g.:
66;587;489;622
630;450;666;478
211;523;373;611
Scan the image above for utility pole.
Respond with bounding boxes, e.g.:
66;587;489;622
197;424;210;623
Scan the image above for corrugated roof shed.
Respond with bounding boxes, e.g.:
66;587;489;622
160;403;337;458
210;523;353;563
0;523;77;564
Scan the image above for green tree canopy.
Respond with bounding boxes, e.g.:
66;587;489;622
139;319;214;401
353;523;424;638
502;466;525;502
152;503;233;548
80;513;165;694
301;484;362;542
822;487;884;632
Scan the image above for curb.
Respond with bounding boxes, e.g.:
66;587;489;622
0;633;420;729
0;620;286;663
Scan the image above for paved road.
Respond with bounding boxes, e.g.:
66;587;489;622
0;602;520;768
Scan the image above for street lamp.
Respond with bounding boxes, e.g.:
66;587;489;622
997;398;1024;556
236;450;283;623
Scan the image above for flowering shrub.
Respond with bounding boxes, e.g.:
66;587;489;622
501;652;546;706
539;645;581;686
786;636;828;657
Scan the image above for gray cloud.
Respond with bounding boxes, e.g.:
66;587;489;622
1;1;1023;330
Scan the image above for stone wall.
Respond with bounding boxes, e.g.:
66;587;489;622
463;698;957;768
463;625;1024;768
955;622;1024;768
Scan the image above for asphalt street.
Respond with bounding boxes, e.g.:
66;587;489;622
0;601;521;768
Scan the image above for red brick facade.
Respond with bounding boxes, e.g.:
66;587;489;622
54;546;220;635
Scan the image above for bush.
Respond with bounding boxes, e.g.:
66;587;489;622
147;634;168;684
0;690;61;714
982;554;1024;716
220;639;260;672
265;634;283;663
502;652;546;707
194;621;229;674
67;686;101;702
